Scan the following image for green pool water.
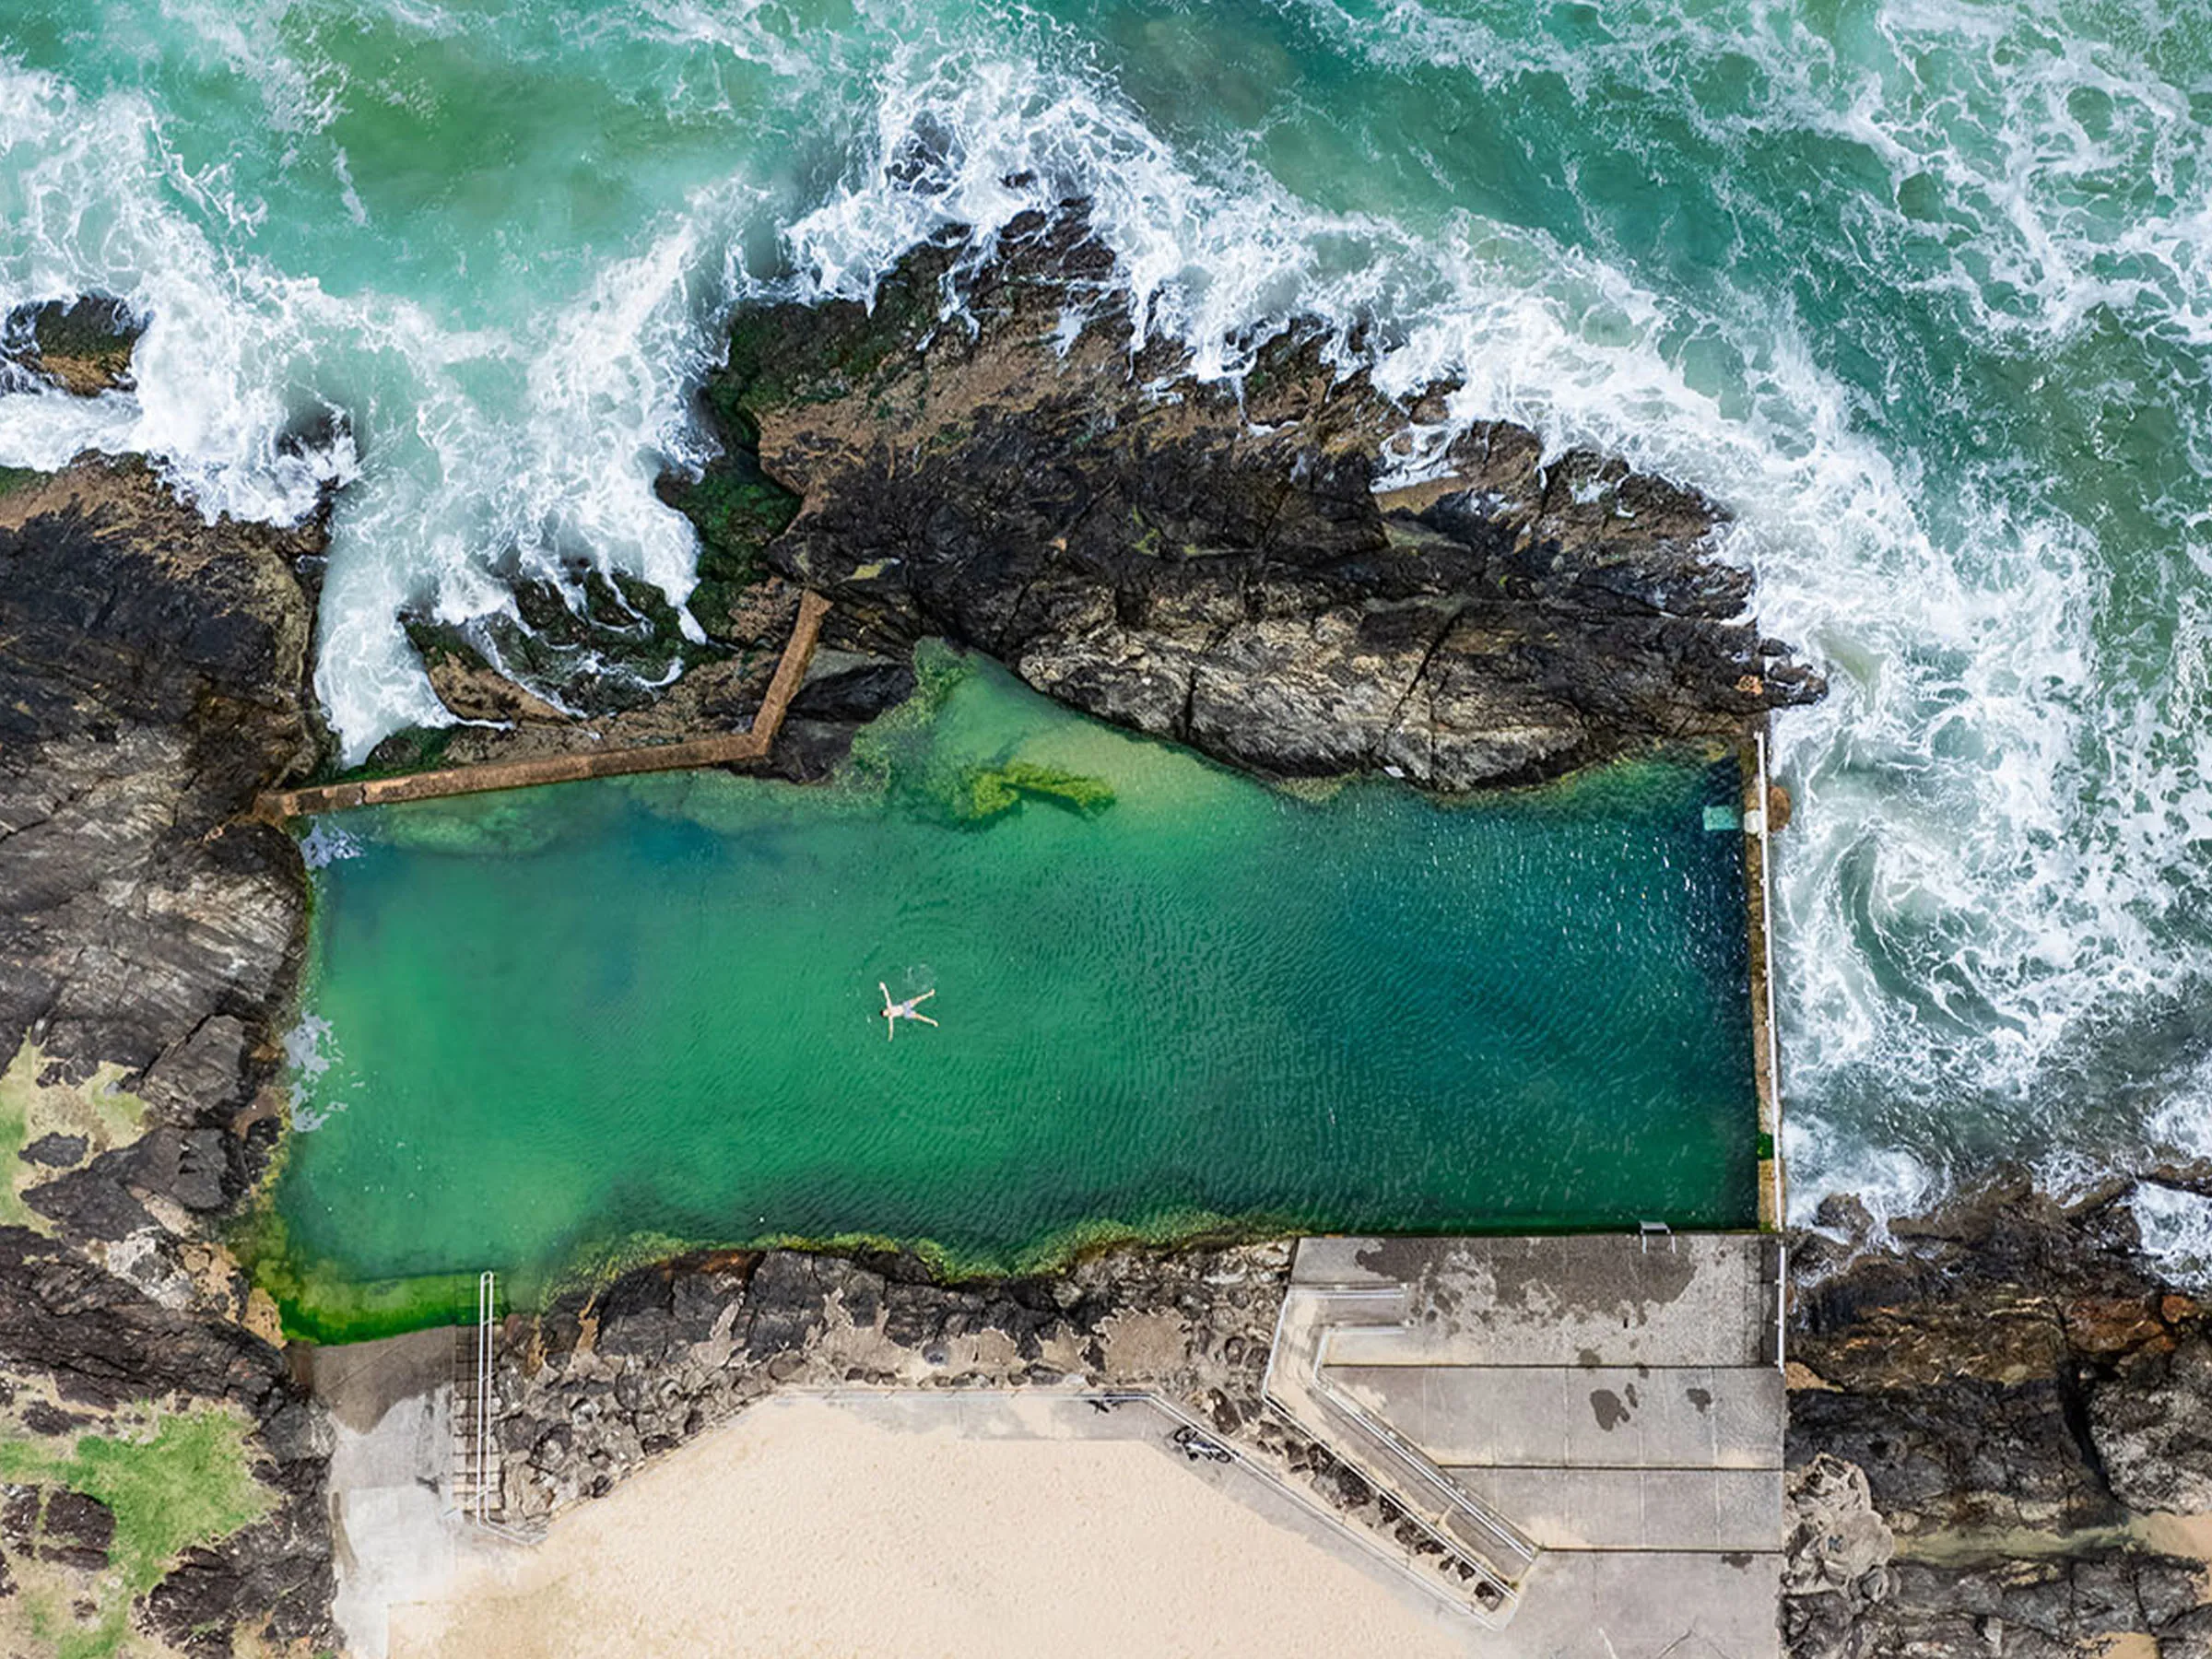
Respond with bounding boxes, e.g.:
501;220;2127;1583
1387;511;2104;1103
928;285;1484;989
265;653;1756;1335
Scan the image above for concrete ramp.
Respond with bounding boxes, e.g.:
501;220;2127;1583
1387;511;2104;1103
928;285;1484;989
1266;1234;1786;1659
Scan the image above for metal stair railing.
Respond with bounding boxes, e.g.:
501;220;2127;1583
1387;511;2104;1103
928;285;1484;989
451;1271;505;1527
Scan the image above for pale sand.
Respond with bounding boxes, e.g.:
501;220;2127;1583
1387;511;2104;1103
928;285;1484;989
388;1396;1478;1659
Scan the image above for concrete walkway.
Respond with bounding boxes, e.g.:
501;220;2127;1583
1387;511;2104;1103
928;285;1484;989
319;1234;1786;1658
256;590;830;819
1274;1235;1787;1659
1265;1284;1535;1618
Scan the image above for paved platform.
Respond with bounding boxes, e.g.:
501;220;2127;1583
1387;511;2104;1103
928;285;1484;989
1272;1234;1786;1659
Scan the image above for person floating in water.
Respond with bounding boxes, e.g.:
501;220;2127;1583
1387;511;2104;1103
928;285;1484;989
880;983;938;1041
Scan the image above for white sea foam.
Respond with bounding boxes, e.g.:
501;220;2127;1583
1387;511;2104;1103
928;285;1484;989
312;185;764;752
290;1097;350;1134
0;47;769;761
7;2;2210;1213
298;821;364;869
283;1012;350;1131
2149;1055;2212;1164
2130;1183;2212;1293
283;1012;338;1078
0;62;355;522
1227;0;2212;1214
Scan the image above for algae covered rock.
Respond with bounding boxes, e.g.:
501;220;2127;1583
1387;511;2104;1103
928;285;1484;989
1783;1176;2212;1658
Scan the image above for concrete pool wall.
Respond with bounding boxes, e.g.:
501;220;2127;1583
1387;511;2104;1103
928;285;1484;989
1743;717;1787;1232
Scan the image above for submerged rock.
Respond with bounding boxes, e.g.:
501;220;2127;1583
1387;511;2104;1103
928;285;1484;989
670;208;1823;790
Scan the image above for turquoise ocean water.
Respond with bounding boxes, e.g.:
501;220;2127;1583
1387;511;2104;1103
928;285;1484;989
2;0;2208;1239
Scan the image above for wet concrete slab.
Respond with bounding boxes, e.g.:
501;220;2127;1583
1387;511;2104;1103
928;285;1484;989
1295;1232;1783;1369
1329;1363;1786;1470
1273;1234;1786;1659
1447;1465;1783;1552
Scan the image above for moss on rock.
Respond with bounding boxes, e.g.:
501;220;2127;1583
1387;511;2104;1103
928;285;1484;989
0;1404;276;1659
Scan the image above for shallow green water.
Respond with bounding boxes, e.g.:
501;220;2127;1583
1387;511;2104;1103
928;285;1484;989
270;658;1754;1326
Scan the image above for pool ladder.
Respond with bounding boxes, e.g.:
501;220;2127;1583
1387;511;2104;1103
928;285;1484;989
451;1271;504;1525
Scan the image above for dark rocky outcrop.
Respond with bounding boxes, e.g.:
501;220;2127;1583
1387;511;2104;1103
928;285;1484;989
1783;1177;2212;1657
0;1227;336;1653
0;454;335;1653
411;209;1818;790
490;1244;1286;1517
0;458;321;1179
1;298;144;397
664;209;1822;791
2;1485;114;1571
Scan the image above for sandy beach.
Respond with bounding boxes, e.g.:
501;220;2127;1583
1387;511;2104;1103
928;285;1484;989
386;1394;1477;1659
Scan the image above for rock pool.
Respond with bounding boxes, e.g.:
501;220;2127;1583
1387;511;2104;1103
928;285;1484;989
267;653;1757;1336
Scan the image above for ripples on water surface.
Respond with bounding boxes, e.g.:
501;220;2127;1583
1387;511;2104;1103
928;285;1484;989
2;0;2206;1219
274;661;1755;1304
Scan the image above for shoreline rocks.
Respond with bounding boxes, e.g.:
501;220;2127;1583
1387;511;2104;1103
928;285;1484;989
403;208;1823;792
669;208;1824;791
0;453;335;1653
1;298;144;399
5;263;2183;1659
1783;1174;2212;1656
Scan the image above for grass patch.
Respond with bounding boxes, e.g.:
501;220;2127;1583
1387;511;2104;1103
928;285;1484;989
0;1066;29;1230
0;1405;275;1659
56;1413;273;1594
0;465;44;501
0;1041;151;1233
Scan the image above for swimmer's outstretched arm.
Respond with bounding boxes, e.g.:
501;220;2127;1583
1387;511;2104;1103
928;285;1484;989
880;982;893;1010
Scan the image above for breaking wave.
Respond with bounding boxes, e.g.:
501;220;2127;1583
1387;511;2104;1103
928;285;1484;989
3;0;2208;1213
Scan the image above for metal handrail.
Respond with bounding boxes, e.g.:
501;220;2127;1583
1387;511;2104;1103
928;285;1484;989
475;1270;496;1524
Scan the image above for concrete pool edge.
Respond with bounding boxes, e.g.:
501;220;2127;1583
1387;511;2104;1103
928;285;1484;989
1743;715;1787;1233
